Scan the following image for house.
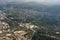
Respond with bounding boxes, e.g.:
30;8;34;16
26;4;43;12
6;34;12;36
0;31;2;34
14;30;27;36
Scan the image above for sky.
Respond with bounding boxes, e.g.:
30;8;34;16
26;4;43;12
26;0;60;5
0;0;60;5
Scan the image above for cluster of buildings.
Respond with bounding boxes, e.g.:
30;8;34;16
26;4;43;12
0;21;10;34
0;11;10;34
0;10;39;40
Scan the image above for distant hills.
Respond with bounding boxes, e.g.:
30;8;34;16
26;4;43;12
0;2;60;29
0;2;60;13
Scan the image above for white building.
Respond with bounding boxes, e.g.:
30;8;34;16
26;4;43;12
14;30;27;36
19;23;38;29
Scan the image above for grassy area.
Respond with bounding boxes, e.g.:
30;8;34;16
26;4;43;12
32;34;58;40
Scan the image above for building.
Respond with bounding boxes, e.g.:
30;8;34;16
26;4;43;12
19;23;38;29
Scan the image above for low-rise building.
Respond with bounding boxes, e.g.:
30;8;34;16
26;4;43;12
14;30;27;36
19;23;38;29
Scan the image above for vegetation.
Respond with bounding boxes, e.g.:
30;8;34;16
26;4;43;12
0;2;59;40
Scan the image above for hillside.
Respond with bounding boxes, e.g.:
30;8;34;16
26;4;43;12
0;2;60;40
0;2;60;26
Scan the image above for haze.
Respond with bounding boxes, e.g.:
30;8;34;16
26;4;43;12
0;0;60;5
